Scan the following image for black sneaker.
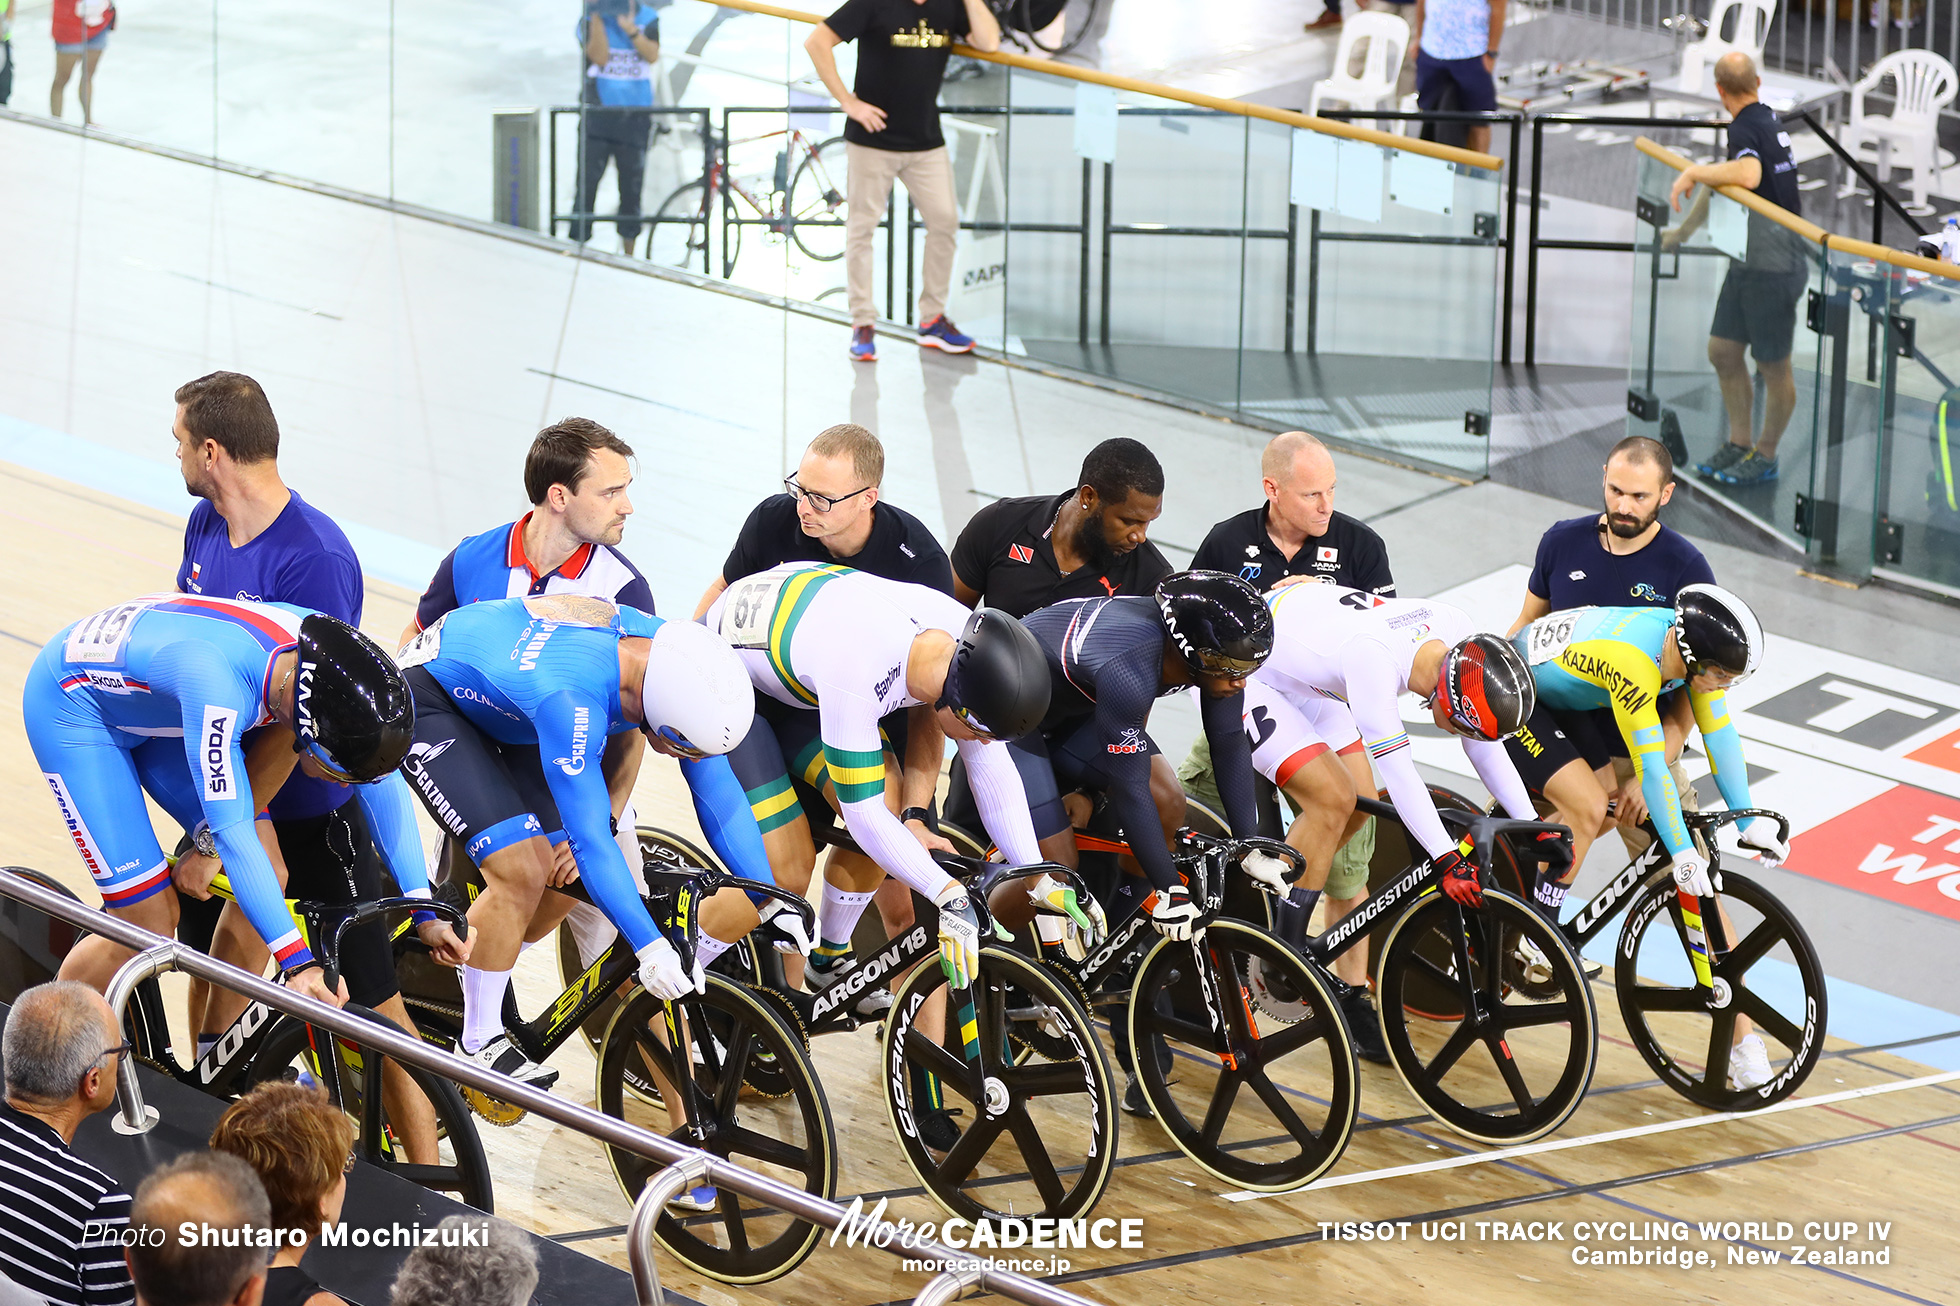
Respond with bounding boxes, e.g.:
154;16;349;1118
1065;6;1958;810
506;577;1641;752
918;1107;964;1153
1338;989;1391;1065
1121;1073;1153;1118
1696;442;1750;478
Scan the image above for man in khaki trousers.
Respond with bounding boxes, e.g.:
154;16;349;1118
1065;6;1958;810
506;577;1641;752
806;0;999;362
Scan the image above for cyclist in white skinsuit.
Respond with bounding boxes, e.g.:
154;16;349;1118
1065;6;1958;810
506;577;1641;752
1244;584;1552;928
707;563;1079;994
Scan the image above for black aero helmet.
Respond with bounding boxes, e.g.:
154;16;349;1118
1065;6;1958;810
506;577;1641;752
1437;633;1535;741
1154;570;1274;678
293;614;414;783
937;608;1050;741
1672;583;1763;684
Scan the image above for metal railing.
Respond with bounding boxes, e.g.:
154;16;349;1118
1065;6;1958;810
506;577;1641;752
0;868;1096;1306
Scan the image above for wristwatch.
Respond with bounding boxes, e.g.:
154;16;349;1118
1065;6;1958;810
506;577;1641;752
192;824;218;859
1486;48;1501;58
901;806;939;833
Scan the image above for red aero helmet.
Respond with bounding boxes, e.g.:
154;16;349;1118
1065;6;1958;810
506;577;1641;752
1439;633;1535;741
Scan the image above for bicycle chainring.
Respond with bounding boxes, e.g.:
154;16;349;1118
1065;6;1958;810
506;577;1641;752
459;1086;528;1127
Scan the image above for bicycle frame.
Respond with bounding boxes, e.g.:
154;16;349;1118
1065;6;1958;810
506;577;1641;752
1555;806;1792;999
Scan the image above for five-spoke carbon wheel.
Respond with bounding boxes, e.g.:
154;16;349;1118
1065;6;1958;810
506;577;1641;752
1129;919;1359;1191
1615;869;1826;1110
597;976;837;1284
1377;888;1597;1143
883;946;1118;1225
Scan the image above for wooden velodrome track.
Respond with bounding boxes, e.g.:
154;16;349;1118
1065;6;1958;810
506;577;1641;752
1;458;1955;1306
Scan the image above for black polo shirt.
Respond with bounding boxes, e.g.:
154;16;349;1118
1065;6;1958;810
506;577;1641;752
950;491;1174;619
1525;514;1714;611
722;493;954;594
1189;506;1395;596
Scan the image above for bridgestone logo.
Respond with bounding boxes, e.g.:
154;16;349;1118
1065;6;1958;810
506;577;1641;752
1323;859;1427;952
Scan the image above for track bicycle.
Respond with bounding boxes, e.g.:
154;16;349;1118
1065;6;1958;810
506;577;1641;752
649;123;848;277
0;865;493;1210
1008;829;1362;1193
393;844;834;1285
970;789;1600;1149
1482;805;1827;1110
618;822;1121;1227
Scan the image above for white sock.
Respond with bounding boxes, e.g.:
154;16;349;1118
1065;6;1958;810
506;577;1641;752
1035;914;1068;945
518;937;539;956
696;933;736;968
816;885;877;960
460;965;513;1054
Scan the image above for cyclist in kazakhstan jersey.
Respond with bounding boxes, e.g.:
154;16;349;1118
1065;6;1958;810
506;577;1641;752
25;595;428;1010
704;564;1069;1009
397;594;769;1086
1513;584;1788;1089
1242;583;1547;1059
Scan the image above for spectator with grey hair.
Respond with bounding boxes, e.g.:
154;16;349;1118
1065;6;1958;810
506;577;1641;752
390;1217;537;1306
0;980;136;1306
125;1154;271;1306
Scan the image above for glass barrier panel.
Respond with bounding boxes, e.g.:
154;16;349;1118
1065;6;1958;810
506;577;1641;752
1870;256;1960;595
1281;122;1501;478
999;65;1095;362
1625;154;1826;553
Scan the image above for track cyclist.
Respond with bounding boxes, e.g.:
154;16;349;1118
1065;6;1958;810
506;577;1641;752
395;594;769;1089
1509;584;1789;1088
1000;571;1276;1110
704;563;1063;1141
1241;583;1550;1057
26;596;427;1010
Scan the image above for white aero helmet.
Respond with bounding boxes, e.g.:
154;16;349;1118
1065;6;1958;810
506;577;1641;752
639;619;756;757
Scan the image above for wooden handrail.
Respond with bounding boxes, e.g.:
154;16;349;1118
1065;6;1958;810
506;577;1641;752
705;0;1506;172
1632;136;1830;243
1825;233;1960;281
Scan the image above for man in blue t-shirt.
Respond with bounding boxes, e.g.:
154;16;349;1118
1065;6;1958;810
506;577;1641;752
1413;0;1505;155
1508;434;1717;860
1665;52;1807;488
170;370;465;1164
574;0;660;253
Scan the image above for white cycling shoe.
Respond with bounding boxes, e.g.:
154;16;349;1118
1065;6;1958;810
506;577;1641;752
804;958;893;1018
460;1033;559;1090
1729;1033;1773;1090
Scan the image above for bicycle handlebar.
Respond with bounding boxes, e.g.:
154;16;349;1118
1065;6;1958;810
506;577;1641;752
1685;807;1792;845
318;895;470;995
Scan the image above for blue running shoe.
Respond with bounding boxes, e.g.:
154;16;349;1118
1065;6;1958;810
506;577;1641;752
850;325;877;362
917;314;975;354
1716;451;1778;485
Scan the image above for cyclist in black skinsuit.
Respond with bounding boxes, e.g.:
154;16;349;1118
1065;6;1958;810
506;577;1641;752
1003;572;1287;1114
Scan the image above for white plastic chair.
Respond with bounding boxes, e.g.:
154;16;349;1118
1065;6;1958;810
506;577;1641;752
1308;12;1410;119
1677;0;1775;96
1842;49;1958;214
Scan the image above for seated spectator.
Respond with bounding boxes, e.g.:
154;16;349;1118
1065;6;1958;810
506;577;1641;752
0;981;136;1306
210;1085;354;1306
125;1153;271;1306
391;1216;537;1306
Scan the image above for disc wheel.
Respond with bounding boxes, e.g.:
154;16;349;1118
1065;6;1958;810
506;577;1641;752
1129;919;1359;1191
884;946;1117;1225
597;976;837;1285
0;867;85;1005
786;136;849;261
1377;888;1597;1144
246;1010;495;1212
1615;869;1827;1110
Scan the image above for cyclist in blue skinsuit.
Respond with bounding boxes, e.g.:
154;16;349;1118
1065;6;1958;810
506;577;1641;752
25;594;422;1010
396;593;772;1085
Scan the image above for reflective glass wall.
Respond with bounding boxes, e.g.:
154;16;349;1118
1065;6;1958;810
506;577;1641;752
3;0;1502;478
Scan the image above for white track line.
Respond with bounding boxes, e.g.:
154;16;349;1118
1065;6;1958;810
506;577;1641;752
1219;1068;1960;1202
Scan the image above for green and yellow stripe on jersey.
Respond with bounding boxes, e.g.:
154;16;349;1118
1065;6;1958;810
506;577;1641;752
762;564;854;705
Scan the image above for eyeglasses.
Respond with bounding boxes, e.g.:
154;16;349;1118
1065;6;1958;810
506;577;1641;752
344;1148;359;1175
95;1041;134;1064
783;476;872;514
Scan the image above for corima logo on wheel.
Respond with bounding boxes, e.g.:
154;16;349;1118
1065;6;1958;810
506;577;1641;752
201;706;236;799
555;706;590;776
